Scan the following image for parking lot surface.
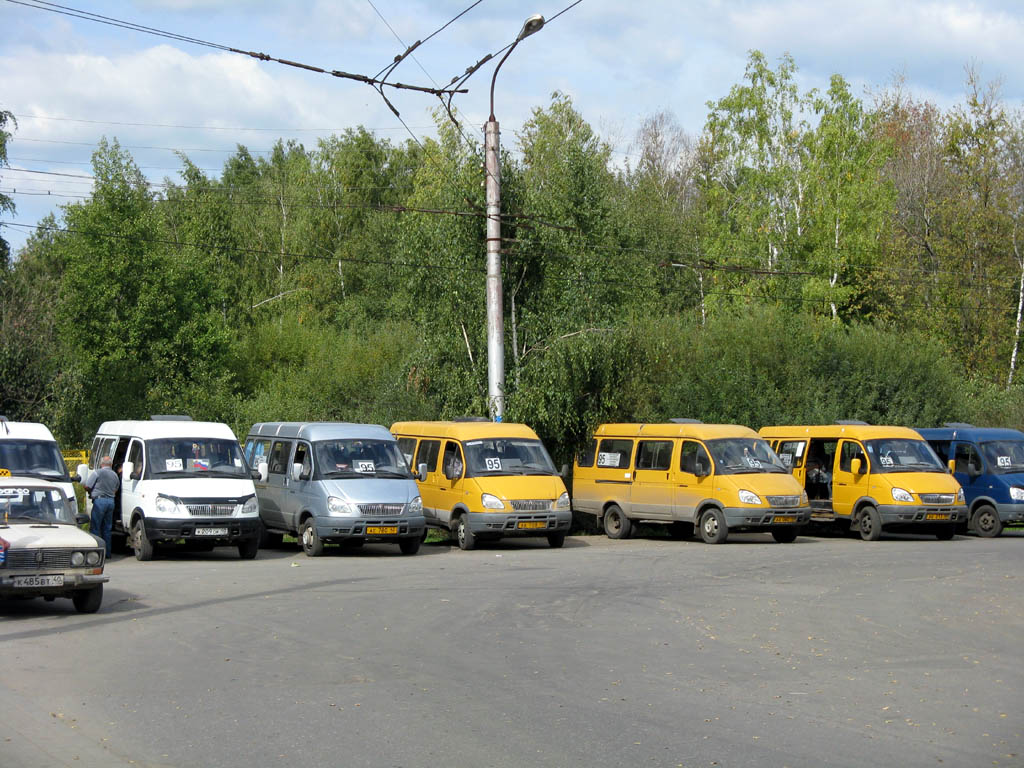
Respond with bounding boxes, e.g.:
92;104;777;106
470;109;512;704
2;531;1022;768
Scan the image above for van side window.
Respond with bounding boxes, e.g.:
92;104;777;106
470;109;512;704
269;440;292;475
928;440;952;463
294;442;312;478
839;441;867;472
127;439;143;479
442;441;463;478
954;442;981;474
416;440;441;473
577;439;597;468
595;439;632;469
90;436;102;469
396;437;416;467
776;440;806;470
679;441;711;474
636;440;672;471
246;439;271;467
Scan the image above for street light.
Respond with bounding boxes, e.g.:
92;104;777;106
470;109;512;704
485;13;544;423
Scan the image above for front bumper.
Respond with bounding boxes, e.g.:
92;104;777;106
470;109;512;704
465;509;572;537
0;570;108;598
316;514;426;542
144;516;261;543
721;507;812;530
875;504;966;527
993;501;1024;525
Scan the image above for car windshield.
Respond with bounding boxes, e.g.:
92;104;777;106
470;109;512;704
463;438;558;476
979;440;1024;475
705;438;789;474
0;486;75;525
314;439;410;478
0;440;69;481
865;438;945;473
147;438;248;477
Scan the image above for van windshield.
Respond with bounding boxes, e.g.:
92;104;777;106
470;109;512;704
979;440;1024;475
0;486;76;525
314;439;410;479
0;440;69;481
865;438;945;473
463;438;558;476
147;438;248;478
705;438;788;474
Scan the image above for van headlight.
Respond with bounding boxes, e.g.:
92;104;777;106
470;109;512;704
554;492;570;511
481;493;505;510
241;496;259;516
891;487;914;503
71;551;85;566
1010;487;1024;502
406;496;423;515
956;488;965;504
155;494;180;515
327;496;359;517
800;491;808;505
738;490;762;505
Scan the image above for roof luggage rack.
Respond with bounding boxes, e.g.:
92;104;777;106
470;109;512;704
151;415;193;421
668;418;703;424
454;417;489;422
943;422;976;429
835;419;869;425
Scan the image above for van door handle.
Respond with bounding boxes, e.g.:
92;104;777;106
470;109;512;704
677;483;689;487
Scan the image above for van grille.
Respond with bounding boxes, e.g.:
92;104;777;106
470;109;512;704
186;504;238;517
358;503;405;517
510;499;551;512
919;494;955;505
6;548;74;569
766;495;801;508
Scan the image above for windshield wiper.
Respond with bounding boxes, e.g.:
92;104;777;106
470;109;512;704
374;471;410;479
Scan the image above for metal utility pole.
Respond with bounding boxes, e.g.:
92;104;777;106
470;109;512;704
484;13;544;423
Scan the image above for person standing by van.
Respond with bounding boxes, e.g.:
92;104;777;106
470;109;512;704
84;456;119;556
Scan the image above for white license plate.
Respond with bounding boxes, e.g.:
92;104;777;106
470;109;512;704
13;574;64;588
195;527;228;536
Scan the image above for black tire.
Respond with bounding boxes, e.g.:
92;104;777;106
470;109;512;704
399;537;421;555
972;505;1003;538
300;518;324;557
603;505;632;540
935;527;956;541
455;514;476;551
668;521;693;540
699;508;728;544
547;532;566;548
858;505;882;541
72;584;103;613
259;525;284;549
132;517;154;561
771;527;799;543
238;537;259;559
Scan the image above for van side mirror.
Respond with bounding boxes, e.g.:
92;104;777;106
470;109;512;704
121;461;135;481
75;512;90;526
850;457;863;475
417;463;427;482
947;459;956;474
76;464;90;484
695;462;710;478
560;463;569;478
967;462;981;478
257;462;268;483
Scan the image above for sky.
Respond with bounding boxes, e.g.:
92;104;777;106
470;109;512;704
2;0;1024;254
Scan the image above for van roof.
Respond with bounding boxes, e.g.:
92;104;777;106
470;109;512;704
759;424;924;441
0;421;58;442
95;420;237;441
247;422;394;442
915;425;1024;443
390;421;540;441
592;423;760;440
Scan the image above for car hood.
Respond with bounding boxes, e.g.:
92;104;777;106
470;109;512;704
137;476;257;500
321;477;420;505
718;472;805;495
464;474;567;501
1;524;101;549
878;472;962;495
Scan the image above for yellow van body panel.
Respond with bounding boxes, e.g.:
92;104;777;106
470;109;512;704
573;422;810;542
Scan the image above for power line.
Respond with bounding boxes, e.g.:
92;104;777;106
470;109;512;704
5;0;465;99
8;113;434;133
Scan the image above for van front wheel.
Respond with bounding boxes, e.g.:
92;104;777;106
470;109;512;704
132;518;154;561
771;527;798;543
858;506;882;541
300;519;324;557
699;509;728;544
972;505;1003;538
455;515;476;551
603;505;631;539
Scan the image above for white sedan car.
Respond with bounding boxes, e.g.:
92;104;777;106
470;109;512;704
0;478;108;613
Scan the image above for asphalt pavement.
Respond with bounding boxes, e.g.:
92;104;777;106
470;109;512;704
1;530;1022;768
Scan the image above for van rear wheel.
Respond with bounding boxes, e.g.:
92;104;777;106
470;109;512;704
603;505;631;539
